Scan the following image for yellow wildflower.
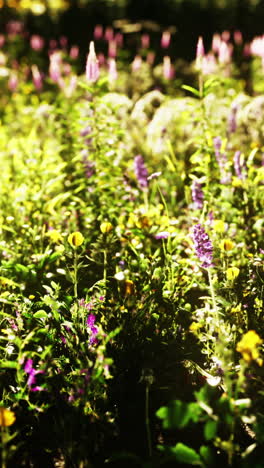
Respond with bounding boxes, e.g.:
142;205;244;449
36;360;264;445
219;239;234;251
212;220;225;233
226;267;240;281
230;304;242;314
236;330;263;365
46;229;63;243
189;322;202;334
232;177;243;188
0;407;16;427
100;222;113;234
124;279;135;296
68;232;84;248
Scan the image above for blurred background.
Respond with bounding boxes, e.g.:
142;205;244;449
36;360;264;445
0;0;264;60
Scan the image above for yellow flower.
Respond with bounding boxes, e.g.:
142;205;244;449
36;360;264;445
212;220;225;233
219;239;234;251
232;177;243;188
124;279;135;296
100;222;113;234
226;267;240;281
236;330;263;365
0;407;16;427
29;295;35;300
230;304;242;314
189;322;202;334
46;229;63;243
68;232;84;248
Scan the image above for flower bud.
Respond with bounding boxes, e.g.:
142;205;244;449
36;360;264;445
68;232;84;248
100;222;113;234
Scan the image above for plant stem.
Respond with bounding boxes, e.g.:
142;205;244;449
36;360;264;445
73;251;78;299
145;383;152;458
208;268;219;327
103;249;107;292
1;427;7;468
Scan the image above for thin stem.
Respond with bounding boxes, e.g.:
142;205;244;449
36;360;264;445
103;249;107;291
145;384;152;458
1;427;7;468
73;251;78;298
208;268;219;326
143;189;149;212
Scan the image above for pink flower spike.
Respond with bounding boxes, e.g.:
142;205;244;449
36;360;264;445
146;51;155;65
32;64;43;91
141;33;150;49
161;31;171;49
30;35;44;51
163;56;174;80
69;45;79;59
108;58;118;83
0;35;5;48
196;36;205;69
86;41;100;82
8;73;18;92
105;26;114;41
108;40;117;58
115;32;123;47
94;24;103;40
131;55;142;72
234;30;243;45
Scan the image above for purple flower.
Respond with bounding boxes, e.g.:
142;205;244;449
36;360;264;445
192;224;214;268
155;231;170;240
86;314;98;345
134;155;148;189
213;136;230;184
233;150;246;180
227;103;238;134
24;358;33;374
82;152;95;178
24;358;44;391
191;180;204;209
80;125;92;138
87;314;96;327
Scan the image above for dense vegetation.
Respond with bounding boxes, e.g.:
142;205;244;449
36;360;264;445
0;16;264;468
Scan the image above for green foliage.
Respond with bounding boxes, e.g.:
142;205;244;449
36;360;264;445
0;19;264;468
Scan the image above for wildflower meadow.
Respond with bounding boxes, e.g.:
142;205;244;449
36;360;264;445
0;13;264;468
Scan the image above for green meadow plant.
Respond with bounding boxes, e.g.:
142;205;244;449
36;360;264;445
0;24;264;467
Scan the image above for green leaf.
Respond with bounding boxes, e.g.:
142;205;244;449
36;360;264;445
170;443;202;465
33;310;48;320
204;419;218;441
0;360;17;369
200;445;215;465
181;85;200;97
156;400;196;429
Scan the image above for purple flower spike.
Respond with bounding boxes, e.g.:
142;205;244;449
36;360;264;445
86;314;96;327
191;180;204;209
192;224;214;268
86;41;100;83
227;103;238;134
24;358;33;374
134;155;148;189
234;150;246;180
24;358;44;390
86;314;98;345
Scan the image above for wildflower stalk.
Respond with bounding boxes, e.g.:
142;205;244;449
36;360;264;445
208;268;219;327
1;426;7;468
145;382;152;459
103;249;107;293
73;251;78;299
